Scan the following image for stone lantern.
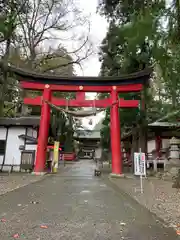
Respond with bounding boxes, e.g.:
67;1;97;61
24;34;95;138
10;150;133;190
169;137;180;165
166;137;180;176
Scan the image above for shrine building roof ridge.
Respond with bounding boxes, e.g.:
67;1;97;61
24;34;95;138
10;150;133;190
1;63;152;86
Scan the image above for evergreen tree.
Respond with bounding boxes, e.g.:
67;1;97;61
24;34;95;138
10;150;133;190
98;0;166;150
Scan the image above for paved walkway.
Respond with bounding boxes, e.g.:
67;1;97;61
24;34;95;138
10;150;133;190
0;160;179;239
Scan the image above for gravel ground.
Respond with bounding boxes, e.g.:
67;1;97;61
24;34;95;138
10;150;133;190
0;164;73;196
109;176;180;230
0;173;43;196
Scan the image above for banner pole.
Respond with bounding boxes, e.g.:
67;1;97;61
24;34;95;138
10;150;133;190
139;148;143;193
52;141;59;173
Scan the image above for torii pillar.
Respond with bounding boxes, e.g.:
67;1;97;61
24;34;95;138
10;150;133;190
110;87;123;177
34;84;51;174
76;91;85;101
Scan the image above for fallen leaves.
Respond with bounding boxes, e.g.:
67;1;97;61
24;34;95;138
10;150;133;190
11;224;48;238
40;225;48;229
13;233;20;238
176;224;180;235
1;218;6;222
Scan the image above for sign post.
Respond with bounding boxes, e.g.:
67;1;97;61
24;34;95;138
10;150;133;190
139;148;143;193
134;149;146;193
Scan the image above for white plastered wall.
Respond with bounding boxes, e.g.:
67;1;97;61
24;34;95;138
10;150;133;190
3;127;25;171
25;127;38;163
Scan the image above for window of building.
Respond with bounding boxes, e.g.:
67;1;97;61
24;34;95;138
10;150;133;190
0;140;6;155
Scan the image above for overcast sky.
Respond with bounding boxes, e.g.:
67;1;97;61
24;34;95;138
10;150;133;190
61;0;108;77
60;0;108;129
80;0;107;128
72;0;108;128
75;0;108;76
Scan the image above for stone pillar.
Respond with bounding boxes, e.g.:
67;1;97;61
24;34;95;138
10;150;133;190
166;137;180;176
169;137;180;165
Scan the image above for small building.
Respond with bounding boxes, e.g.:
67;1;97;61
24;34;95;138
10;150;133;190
74;121;102;160
122;121;180;166
0;117;39;172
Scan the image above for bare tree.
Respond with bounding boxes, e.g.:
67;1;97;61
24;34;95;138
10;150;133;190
14;0;93;71
0;0;94;116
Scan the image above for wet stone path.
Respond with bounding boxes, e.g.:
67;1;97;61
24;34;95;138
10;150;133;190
0;160;179;239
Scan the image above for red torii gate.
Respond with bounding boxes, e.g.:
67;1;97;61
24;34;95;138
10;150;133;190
9;66;151;176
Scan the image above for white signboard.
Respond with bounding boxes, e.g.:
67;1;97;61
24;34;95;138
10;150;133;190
134;152;146;176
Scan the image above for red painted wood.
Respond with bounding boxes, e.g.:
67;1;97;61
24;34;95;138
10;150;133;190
117;84;142;92
24;97;139;108
34;86;51;173
21;82;45;90
119;99;139;108
24;96;42;105
76;92;85;101
21;78;143;174
110;89;122;175
21;81;143;92
47;146;62;151
63;153;75;161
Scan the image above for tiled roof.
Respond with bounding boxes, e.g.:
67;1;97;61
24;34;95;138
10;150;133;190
0;116;40;126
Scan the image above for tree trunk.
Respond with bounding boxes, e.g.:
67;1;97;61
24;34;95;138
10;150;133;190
138;85;148;156
0;38;11;116
20;53;37;116
175;0;180;40
131;126;138;172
